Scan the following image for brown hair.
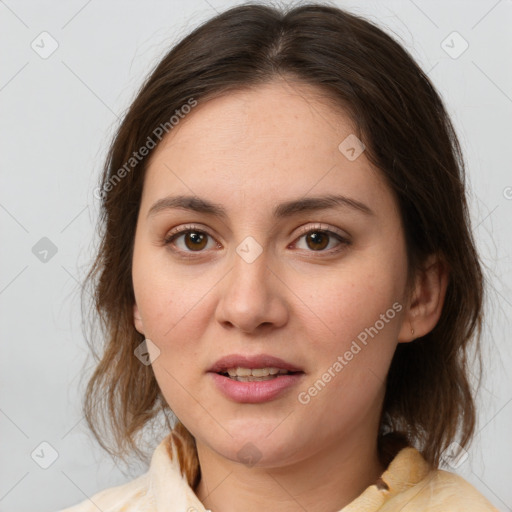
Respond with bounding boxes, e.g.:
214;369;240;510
81;2;484;487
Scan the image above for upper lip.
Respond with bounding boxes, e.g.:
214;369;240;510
208;354;304;373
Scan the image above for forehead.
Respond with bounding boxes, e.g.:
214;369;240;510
142;80;393;217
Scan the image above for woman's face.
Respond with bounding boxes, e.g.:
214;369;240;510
132;80;412;467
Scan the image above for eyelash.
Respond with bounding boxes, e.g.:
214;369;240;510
163;223;351;258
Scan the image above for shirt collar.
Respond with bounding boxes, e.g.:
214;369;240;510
148;433;430;512
149;433;208;512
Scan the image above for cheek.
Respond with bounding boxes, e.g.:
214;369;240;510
132;261;212;422
132;241;216;339
291;258;404;346
289;248;405;408
295;276;400;429
131;243;216;402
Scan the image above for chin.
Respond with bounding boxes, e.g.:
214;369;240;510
211;432;301;469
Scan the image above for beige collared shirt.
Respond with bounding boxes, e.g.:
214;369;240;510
58;434;499;511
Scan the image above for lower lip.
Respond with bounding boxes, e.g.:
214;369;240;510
209;372;305;403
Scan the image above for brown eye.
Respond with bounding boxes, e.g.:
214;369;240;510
305;231;330;251
183;231;208;251
294;227;350;254
164;227;217;254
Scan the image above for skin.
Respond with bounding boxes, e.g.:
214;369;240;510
132;79;448;512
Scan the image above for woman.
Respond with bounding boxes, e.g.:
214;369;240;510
59;3;498;511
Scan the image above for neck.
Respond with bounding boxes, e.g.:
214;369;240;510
194;433;385;512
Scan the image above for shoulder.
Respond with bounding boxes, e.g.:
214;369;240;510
56;472;152;512
382;468;499;511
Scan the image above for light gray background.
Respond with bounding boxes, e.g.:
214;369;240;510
1;0;511;510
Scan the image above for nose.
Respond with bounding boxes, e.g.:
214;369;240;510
214;247;289;334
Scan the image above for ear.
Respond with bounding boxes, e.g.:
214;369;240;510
397;253;449;343
133;303;145;335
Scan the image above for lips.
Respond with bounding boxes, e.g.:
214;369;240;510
208;353;304;374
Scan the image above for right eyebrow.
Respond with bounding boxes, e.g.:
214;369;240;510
147;195;229;220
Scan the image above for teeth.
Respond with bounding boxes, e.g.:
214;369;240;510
228;367;252;377
232;375;277;382
223;367;290;378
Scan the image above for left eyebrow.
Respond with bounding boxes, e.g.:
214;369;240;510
146;193;374;220
274;194;374;217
